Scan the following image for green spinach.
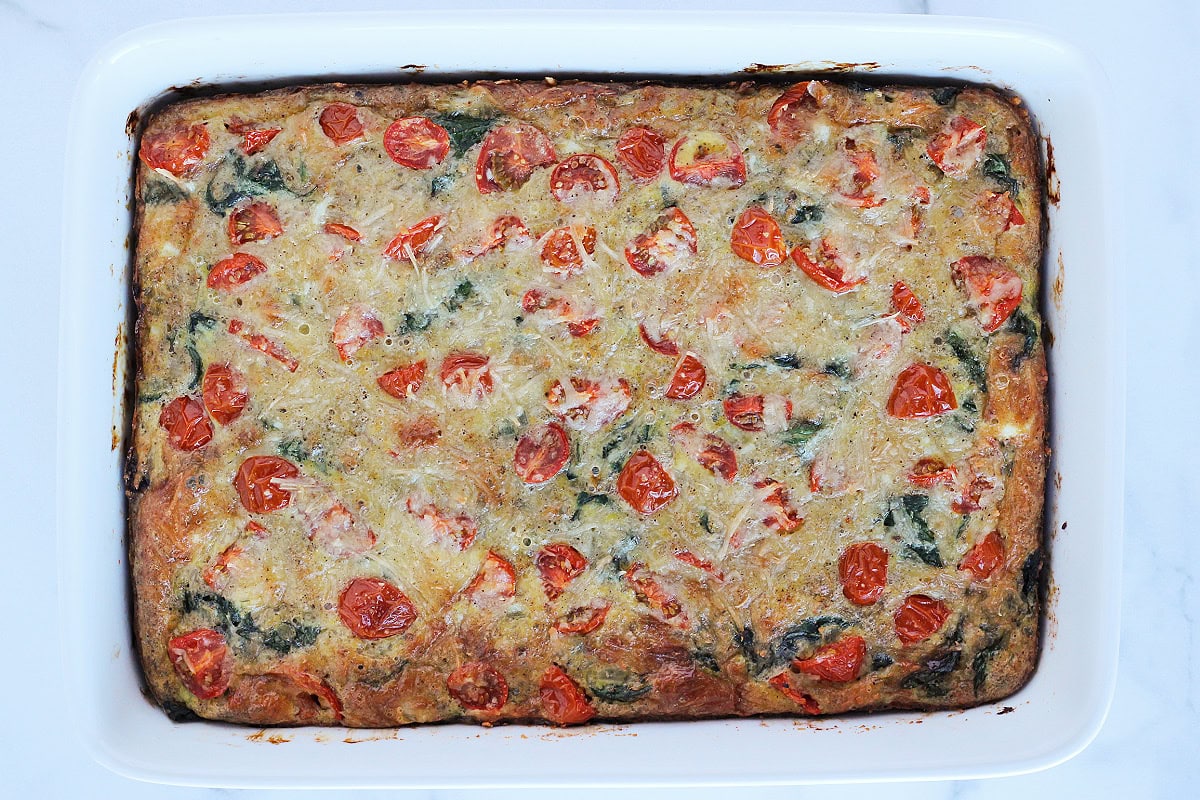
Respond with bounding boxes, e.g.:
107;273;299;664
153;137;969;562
947;330;987;392
432;113;499;158
982;153;1020;198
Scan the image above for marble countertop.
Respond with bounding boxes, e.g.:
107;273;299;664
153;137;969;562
3;0;1195;797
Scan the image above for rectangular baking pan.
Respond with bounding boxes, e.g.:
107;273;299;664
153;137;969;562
57;10;1123;787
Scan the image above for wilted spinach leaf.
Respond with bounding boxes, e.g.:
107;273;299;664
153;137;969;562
432;113;499;157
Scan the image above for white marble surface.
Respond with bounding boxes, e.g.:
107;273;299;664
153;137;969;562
2;0;1195;796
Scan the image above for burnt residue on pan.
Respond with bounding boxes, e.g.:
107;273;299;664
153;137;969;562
1053;253;1065;311
1044;138;1061;206
399;64;427;72
743;61;882;74
125;107;141;137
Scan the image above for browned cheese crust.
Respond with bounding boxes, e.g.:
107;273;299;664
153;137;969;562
128;79;1046;726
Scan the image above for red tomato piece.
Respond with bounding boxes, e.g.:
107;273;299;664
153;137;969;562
406;499;478;550
466;550;517;602
908;458;957;487
722;393;792;432
983;191;1026;231
673;549;724;580
338;577;418;639
139;123;210;177
383;214;446;263
755;478;804;533
167;628;230;699
793;636;867;683
240;127;281;155
514;422;571;485
447;662;509;712
332;304;384;362
202;363;248;425
887;363;958;418
668;132;747;188
625;207;698;277
384;116;450;169
959;530;1005;580
895;594;951;645
951;256;1024;333
546;376;632;433
792;239;866;294
554;602;611;635
617;450;678;515
319;103;364;145
440;352;494;404
159;396;213;451
839;141;885;208
226;668;343;723
550;154;620;203
664;352;707;400
638;321;681;356
227;319;299;373
891;281;925;332
539;225;597;276
670;421;738;482
378;360;426;400
767;81;832;140
839;542;889;606
624;563;683;619
234;455;299;514
323;222;361;241
228;202;282;245
768;673;821;714
462;215;532;261
731;206;786;267
304;500;377;558
475;122;556;193
566;318;600;337
540;665;596;725
536;542;588;599
616;126;666;182
927;116;987;176
202;543;245;590
207;252;266;291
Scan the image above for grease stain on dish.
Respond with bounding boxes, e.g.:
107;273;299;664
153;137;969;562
1044;138;1061;206
1053;253;1065;310
247;730;291;744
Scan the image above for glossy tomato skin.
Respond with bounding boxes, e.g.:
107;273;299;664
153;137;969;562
202;364;248;425
466;551;517;601
536;543;588;599
839;542;888;605
439;352;494;402
894;594;950;645
792;635;867;683
730;206;786;267
554;602;611;635
616;126;666;181
959;530;1005;580
323;222;361;241
475;122;556;193
228;202;282;245
891;281;925;332
332;304;385;362
239;127;281;155
319;103;365;145
377;360;426;400
207;252;266;291
540;225;597;275
668;132;747;188
159;396;213;451
792;239;866;294
338;577;418;639
664;352;707;400
616;450;678;514
384;117;450;169
539;665;596;725
926;115;986;176
139;123;210;177
722;393;765;431
767;81;831;140
887;363;958;418
550;154;620;203
383;214;446;262
167;628;230;699
951;255;1024;333
638;321;680;355
514;422;571;484
227;319;299;373
234;455;299;514
447;662;509;712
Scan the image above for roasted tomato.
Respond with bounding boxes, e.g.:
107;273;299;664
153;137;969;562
927;116;986;176
546;376;631;433
768;673;820;714
202;363;248;425
540;665;596;725
891;281;925;332
553;602;611;635
406;499;478;550
894;594;950;645
664;352;707;400
447;662;509;712
908;458;957;487
319;102;364;145
792;239;866;294
332;304;384;361
377;360;426;400
722;393;792;432
440;353;494;404
624;563;683;619
638;320;681;356
755;478;803;533
384;116;450;169
951;256;1024;333
730;206;786;267
539;225;597;276
338;577;418;639
239;127;281;155
234;455;299;514
304;500;377;558
383;214;446;262
227;319;299;373
536;542;588;599
839;542;888;606
673;549;724;580
767;81;832;140
521;289;598;337
227;669;343;724
625;207;698;277
139;123;210;177
462;215;532;261
550;154;620;203
208;252;268;290
514;421;571;484
228;201;282;245
887;363;958;418
159;396;213;451
475;122;556;193
838;141;885;208
792;636;867;683
670;421;737;481
466;550;517;602
202;542;246;590
959;530;1005;580
981;191;1027;232
616;126;666;181
167;628;230;699
668;131;746;188
617;450;678;515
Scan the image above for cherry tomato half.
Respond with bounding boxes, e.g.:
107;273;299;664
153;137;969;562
624;564;683;619
234;455;299;514
638;321;681;356
616;126;666;182
202;363;248;425
159;396;213;451
664;352;707;400
767;81;832;140
167;628;230;699
792;239;866;294
550;154;620;203
377;360;426;400
554;602;611;635
140;124;210;177
839;542;888;606
383;214;446;262
959;530;1005;580
440;353;494;402
768;672;821;714
466;550;517;602
514;422;571;484
540;665;596;725
384;116;450;169
228;202;282;245
239;127;281;155
887;363;958;419
338;576;418;639
540;225;597;276
908;458;956;487
319;102;365;145
475;122;556;194
668;131;746;188
951;256;1024;333
926;115;986;176
447;662;509;712
730;206;786;267
616;450;678;515
536;542;588;599
891;281;925;332
894;594;950;645
207;252;266;291
792;635;866;683
625;207;697;277
332;304;384;362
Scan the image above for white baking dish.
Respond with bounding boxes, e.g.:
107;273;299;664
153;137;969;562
57;10;1123;787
